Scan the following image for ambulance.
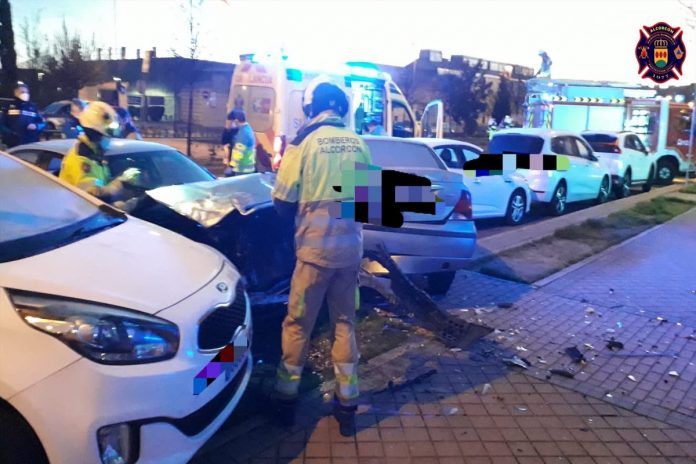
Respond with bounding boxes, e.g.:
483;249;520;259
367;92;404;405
226;53;444;169
524;78;694;184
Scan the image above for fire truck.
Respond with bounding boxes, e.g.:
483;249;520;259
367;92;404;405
227;52;444;169
524;78;694;184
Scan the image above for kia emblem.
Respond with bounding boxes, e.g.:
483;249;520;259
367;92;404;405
216;282;229;293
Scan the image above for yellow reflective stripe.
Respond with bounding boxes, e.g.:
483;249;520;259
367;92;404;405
293;291;306;318
335;373;359;386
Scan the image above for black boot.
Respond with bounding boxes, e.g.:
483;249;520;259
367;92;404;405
274;398;296;427
333;399;357;437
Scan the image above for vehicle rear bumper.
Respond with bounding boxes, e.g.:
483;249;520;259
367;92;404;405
363;219;476;274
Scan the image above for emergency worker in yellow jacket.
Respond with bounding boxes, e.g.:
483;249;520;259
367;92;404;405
223;109;256;176
60;101;141;202
272;79;371;436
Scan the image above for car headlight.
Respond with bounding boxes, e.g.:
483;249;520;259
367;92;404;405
9;290;179;364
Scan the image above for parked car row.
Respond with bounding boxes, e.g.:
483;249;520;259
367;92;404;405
426;128;657;219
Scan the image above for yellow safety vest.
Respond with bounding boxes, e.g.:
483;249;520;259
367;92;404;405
273;112;372;268
59;136;111;195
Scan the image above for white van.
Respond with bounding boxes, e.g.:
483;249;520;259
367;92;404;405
227;53;444;168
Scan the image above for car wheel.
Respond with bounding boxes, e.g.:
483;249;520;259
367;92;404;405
656;159;676;185
615;170;631;199
596;176;610;204
549;182;567;216
425;271;456;295
0;401;49;464
504;189;527;226
642;167;654;193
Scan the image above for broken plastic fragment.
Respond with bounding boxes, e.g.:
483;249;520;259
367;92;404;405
481;383;493;395
502;356;530;369
627;375;637;382
550;368;575;378
606;339;624;351
516;345;528;352
583;343;595;350
515;406;528;412
668;371;680;377
443;407;459;415
450;348;462;353
565;346;587;364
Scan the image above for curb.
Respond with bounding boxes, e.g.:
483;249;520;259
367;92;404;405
472;183;684;263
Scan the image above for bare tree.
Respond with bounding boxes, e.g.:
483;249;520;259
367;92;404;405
679;0;696;32
19;14;47;69
171;0;204;156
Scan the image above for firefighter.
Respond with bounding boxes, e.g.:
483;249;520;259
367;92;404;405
0;82;45;148
223;108;256;176
272;79;372;436
59;101;141;203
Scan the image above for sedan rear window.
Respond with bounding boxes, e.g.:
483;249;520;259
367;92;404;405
488;134;544;154
365;139;445;169
582;133;620;154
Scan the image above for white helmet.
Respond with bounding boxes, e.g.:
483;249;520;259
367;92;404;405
79;101;119;136
302;75;332;117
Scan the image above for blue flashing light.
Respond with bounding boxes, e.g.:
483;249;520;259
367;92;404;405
286;68;303;82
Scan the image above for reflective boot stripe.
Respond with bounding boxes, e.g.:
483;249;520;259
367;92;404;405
275;362;303;398
334;362;359;403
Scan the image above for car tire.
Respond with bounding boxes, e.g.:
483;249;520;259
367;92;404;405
642;167;654;193
656;159;676;185
0;401;49;464
596;176;610;204
425;271;456;296
615;170;631;199
548;181;567;216
504;189;527;226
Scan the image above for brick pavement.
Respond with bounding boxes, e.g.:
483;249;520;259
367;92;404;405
191;208;696;463
539;207;696;325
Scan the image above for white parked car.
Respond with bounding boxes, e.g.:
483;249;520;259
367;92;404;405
489;129;612;216
417;138;532;225
0;153;252;464
581;131;656;198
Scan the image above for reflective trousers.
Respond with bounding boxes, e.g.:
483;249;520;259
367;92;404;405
276;260;360;406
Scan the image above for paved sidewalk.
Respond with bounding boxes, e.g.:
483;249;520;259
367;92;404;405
191;208;696;464
539;207;696;325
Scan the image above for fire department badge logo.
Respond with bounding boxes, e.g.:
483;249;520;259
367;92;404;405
635;22;686;83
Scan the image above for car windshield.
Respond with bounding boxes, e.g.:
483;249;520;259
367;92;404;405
0;155;126;263
488;134;545;154
581;133;620;154
366;139;445;169
42;102;67;116
107;149;216;189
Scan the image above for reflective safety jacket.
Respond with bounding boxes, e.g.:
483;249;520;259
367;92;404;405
228;123;256;174
272;111;372;268
59;135;112;196
0;98;45;147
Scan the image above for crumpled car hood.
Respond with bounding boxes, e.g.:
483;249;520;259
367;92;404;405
146;172;276;227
